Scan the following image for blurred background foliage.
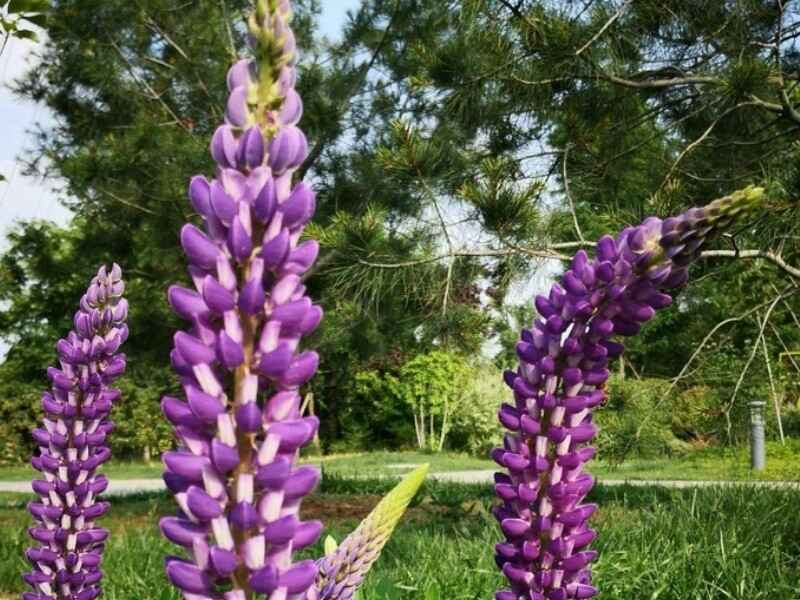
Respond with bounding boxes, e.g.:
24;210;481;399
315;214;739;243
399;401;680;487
0;0;799;462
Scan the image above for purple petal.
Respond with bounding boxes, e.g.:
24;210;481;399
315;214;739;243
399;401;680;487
174;331;216;365
227;59;255;91
218;331;245;369
186;485;223;520
279;560;317;594
180;224;220;270
210;126;238;168
258;343;293;378
254;176;277;222
280;182;315;229
237;126;265;170
166;558;211;594
189;176;212;215
283;466;320;500
186;386;225;422
226;85;249;127
262;229;291;269
292;520;322;550
168;286;209;320
209;546;239;578
210;180;237;225
159;517;207;548
282;351;318;386
236;402;262;433
249;564;279;594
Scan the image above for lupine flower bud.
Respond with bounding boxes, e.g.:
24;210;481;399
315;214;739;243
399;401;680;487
493;187;765;600
161;2;323;598
315;465;429;600
23;265;128;600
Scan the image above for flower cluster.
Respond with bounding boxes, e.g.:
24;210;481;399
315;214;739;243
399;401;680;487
160;1;324;598
315;465;429;600
493;187;765;600
24;265;128;600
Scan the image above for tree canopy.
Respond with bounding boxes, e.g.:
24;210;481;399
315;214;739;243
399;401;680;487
1;0;798;458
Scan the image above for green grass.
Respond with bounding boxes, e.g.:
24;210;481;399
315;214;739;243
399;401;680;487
2;479;799;598
2;441;799;483
593;440;800;482
0;461;164;482
315;441;800;482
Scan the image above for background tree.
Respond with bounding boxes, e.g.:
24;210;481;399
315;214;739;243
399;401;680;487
0;0;493;458
3;0;800;459
336;0;800;444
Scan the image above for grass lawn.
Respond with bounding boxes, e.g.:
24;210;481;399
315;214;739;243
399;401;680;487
1;478;799;598
1;440;799;483
0;461;165;482
313;442;800;482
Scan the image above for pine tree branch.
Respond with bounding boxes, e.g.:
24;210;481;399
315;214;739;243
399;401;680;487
600;71;721;89
357;244;800;280
561;145;585;243
575;0;632;57
700;249;800;279
298;0;402;180
109;40;194;135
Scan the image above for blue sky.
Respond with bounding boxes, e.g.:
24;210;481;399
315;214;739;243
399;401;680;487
0;0;361;247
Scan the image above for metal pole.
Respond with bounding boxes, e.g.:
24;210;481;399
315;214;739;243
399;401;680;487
749;401;766;471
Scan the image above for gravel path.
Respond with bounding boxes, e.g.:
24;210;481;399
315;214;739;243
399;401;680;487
2;471;797;496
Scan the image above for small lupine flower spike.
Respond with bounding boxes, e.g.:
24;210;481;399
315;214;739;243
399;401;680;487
24;264;128;600
493;186;765;600
315;464;430;600
161;1;324;598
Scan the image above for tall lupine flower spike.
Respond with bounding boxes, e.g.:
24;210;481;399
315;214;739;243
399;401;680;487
160;2;323;599
493;186;765;600
23;265;128;600
315;465;429;600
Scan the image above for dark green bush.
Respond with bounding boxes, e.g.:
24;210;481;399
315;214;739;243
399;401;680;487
595;375;686;462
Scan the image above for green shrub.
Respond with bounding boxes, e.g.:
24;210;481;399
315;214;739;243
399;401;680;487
338;369;415;452
779;401;800;438
595;375;685;462
448;364;504;456
671;384;725;443
112;365;176;461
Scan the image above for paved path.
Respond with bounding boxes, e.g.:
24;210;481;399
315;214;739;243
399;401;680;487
1;471;797;496
431;470;800;488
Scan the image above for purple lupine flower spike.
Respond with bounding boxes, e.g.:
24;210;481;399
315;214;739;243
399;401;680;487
23;264;128;600
161;2;324;598
493;187;765;600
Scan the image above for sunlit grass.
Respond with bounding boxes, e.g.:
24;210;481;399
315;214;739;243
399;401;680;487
1;441;798;484
2;480;798;598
